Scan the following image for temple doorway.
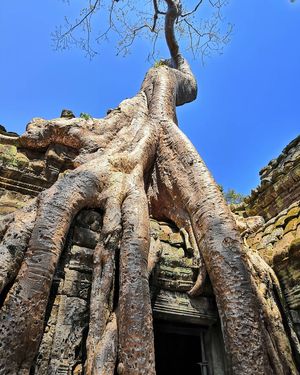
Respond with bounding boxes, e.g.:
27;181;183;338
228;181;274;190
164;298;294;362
154;321;209;375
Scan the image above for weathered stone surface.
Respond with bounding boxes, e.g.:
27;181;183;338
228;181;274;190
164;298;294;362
0;188;32;216
34;211;99;374
244;135;300;220
245;200;300;265
73;226;99;249
0;125;18;137
169;232;184;246
149;220;203;294
0;130;79;191
28;211;216;374
153;290;218;325
274;238;300;311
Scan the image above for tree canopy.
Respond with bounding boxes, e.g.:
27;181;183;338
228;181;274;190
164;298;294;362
53;0;232;61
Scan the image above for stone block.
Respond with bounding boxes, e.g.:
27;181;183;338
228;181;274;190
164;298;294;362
169;232;184;246
161;243;189;264
286;206;300;220
284;218;299;235
70;245;94;272
47;296;88;374
60;268;92;300
152;290;218;325
150;219;161;232
73;226;99;248
272;231;296;258
159;231;170;242
290;309;300;324
75;209;102;231
264;224;275;235
159;223;174;234
249;230;263;247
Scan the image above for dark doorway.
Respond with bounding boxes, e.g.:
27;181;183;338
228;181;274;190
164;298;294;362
154;321;209;375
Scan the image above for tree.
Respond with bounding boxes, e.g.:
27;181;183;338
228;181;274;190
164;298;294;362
53;0;233;61
0;1;299;374
224;188;245;205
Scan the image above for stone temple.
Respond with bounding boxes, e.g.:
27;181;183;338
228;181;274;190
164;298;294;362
0;121;299;374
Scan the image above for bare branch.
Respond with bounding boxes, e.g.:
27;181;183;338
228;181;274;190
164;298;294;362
151;0;166;32
59;0;101;40
181;0;204;18
53;0;232;63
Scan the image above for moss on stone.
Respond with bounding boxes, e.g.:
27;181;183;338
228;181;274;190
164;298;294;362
159;265;194;280
284;218;299;235
275;216;286;228
286;206;300;220
0;144;29;169
12;153;29;168
0;144;17;160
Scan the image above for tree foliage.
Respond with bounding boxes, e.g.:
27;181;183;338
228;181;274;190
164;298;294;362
224;188;245;205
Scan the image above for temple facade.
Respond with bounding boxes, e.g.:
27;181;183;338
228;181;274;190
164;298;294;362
0;123;299;374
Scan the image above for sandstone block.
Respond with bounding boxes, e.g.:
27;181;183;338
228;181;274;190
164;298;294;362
73;226;99;248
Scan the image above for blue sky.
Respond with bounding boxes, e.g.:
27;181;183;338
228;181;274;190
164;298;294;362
0;1;299;195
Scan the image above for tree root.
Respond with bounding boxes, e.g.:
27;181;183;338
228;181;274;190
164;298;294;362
246;248;300;375
149;120;276;374
86;197;123;374
0;7;298;371
0;170;102;373
0;200;37;296
92;312;118;375
118;182;155;375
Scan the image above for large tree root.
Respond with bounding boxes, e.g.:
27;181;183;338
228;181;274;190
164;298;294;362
118;181;155;375
149;119;299;374
246;248;300;375
86;195;123;374
0;200;37;296
0;170;102;374
0;97;158;374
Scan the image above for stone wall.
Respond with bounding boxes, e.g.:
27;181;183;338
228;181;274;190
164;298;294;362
244;135;300;220
0;123;79;218
242;135;300;342
246;200;300;265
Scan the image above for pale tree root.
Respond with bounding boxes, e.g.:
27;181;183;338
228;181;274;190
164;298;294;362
0;169;102;375
246;249;300;375
149;119;295;374
0;87;158;374
86;196;123;375
185;226;207;296
147;236;162;277
85;242;117;375
118;178;156;375
187;253;207;297
91;312;118;375
0;200;37;296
